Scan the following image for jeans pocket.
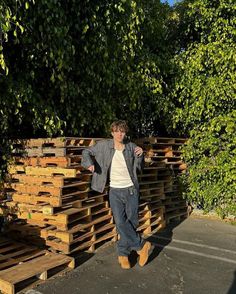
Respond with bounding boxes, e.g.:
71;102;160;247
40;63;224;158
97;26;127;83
128;186;137;196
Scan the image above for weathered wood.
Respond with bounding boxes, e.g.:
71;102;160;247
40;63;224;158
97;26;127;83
25;166;82;177
46;225;117;254
10;181;91;196
13;155;83;168
17;205;112;231
10;173;92;188
0;253;74;294
26;137;99;148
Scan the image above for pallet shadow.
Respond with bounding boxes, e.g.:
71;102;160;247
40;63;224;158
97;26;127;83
227;270;236;294
146;218;188;265
128;217;189;267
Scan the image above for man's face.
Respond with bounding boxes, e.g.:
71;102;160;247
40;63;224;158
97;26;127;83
111;128;126;143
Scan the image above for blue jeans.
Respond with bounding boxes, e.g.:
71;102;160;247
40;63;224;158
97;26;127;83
109;186;144;256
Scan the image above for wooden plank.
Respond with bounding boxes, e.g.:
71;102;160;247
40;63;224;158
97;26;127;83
0;250;47;271
8;165;26;174
25;166;82;177
25;146;90;157
8;165;83;177
12;194;62;207
10;183;61;196
26;147;66;157
17;205;111;231
0;237;46;271
7;221;44;234
11;173;92;188
135;137;186;145
10;174;65;187
37;156;82;167
17;207;89;224
0;253;74;294
12;191;107;208
41;208;113;243
11;194;108;215
7;202;54;215
34;207;112;231
26;137;99;148
13;156;83;168
10;181;91;196
46;225;116;254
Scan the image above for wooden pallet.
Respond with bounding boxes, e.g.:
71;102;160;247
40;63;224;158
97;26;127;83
140;184;164;196
10;181;91;196
46;224;117;254
0;252;74;294
12;190;107;208
138;217;163;235
139;201;163;214
138;209;165;235
24;146;88;157
145;155;182;164
5;232;45;248
135;137;187;145
10;173;92;188
8;165;25;174
140;193;165;203
142;219;166;236
13;137;99;148
0;237;46;271
139;207;164;222
7;196;108;216
8;201;71;216
140;179;172;187
6;221;45;236
144;160;167;168
13;155;83;168
165;209;189;224
25;166;83;177
41;214;114;243
12;193;63;207
18;204;112;231
8;166;83;177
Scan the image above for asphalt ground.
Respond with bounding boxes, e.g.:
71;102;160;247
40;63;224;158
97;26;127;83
25;216;236;294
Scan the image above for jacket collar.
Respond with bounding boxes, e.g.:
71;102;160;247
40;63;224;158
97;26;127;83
108;138;130;150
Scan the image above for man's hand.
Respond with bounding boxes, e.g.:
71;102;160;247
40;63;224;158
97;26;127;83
134;146;143;157
88;165;95;173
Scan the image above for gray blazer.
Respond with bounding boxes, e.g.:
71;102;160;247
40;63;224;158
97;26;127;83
81;139;144;193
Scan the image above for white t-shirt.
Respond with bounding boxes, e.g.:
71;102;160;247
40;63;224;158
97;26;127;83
110;150;133;188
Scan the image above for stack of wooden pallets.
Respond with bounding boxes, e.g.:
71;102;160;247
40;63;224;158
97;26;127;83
135;137;189;224
5;137;117;254
5;137;164;254
0;236;74;294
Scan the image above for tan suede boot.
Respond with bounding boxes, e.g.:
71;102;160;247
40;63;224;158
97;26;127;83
137;241;151;267
118;256;131;269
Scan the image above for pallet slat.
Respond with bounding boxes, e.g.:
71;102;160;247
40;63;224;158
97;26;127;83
0;253;74;294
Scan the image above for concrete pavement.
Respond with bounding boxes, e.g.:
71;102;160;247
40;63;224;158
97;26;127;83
27;216;236;294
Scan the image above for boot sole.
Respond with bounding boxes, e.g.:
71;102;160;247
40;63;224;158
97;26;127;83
139;242;151;267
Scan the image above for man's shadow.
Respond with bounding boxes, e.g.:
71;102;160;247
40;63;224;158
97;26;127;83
129;218;186;267
147;220;178;264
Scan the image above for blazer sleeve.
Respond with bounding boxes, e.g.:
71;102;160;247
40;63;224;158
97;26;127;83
81;142;101;169
132;142;144;171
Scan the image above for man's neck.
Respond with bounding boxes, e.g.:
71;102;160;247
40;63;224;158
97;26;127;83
113;139;124;151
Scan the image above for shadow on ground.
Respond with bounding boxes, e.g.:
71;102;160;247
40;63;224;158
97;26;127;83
129;218;186;268
227;270;236;294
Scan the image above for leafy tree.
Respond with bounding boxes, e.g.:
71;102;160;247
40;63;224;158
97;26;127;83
171;0;236;216
0;0;168;180
1;0;167;140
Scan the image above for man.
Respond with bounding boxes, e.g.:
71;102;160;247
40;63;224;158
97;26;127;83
81;120;151;269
